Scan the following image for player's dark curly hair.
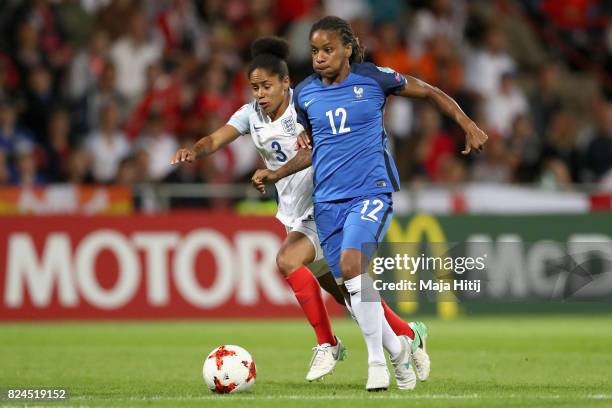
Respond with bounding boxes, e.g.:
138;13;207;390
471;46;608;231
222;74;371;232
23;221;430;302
309;16;364;64
248;36;290;79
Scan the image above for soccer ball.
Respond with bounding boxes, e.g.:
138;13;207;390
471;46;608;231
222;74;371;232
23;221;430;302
202;345;256;393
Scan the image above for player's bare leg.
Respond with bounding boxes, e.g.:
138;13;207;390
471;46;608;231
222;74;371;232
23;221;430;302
277;232;346;381
315;268;346;306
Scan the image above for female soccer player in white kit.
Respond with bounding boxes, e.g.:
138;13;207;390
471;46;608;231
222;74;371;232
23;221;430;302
171;37;428;383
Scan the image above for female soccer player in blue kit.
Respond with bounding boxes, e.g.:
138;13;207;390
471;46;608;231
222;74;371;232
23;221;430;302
253;16;488;391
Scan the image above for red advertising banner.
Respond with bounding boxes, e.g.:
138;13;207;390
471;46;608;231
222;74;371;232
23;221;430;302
0;213;343;320
0;186;132;215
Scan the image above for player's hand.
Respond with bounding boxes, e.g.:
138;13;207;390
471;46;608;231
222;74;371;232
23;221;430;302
251;169;279;194
295;131;312;150
461;122;488;155
170;148;196;164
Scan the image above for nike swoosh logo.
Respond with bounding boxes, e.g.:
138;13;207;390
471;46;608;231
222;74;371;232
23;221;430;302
254;125;264;130
305;99;316;107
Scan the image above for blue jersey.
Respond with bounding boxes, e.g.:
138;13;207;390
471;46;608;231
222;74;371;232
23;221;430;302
293;62;406;203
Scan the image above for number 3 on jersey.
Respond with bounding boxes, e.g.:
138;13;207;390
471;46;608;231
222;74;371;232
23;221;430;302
325;108;351;135
271;141;287;162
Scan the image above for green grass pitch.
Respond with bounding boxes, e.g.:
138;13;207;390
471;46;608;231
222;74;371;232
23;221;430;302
1;315;612;407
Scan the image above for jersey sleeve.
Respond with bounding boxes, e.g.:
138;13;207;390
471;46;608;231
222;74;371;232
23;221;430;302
227;103;254;135
359;62;407;96
292;88;310;131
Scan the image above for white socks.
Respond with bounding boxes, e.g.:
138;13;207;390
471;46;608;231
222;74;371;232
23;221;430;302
382;316;401;359
344;275;401;364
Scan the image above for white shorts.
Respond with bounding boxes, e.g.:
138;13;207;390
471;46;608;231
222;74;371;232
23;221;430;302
284;213;327;277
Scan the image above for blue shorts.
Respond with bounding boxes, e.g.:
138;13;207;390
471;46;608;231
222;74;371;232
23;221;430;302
314;193;393;280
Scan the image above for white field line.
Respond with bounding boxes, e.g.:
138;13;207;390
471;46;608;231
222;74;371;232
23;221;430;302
69;393;612;401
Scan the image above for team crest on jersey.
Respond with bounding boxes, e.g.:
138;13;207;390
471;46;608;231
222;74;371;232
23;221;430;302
376;66;402;83
354;86;364;98
377;66;395;74
281;117;296;134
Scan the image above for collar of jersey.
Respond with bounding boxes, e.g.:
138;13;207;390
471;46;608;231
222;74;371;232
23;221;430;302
314;72;356;88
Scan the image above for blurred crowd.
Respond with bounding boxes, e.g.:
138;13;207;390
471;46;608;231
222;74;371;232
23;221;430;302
0;0;610;193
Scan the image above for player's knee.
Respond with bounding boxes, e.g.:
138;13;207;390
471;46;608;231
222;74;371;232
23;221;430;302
339;252;361;280
276;248;301;277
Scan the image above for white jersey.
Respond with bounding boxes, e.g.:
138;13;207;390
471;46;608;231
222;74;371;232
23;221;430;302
227;91;314;227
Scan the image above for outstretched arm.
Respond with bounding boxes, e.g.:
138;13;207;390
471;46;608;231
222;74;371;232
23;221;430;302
251;132;313;193
398;76;488;154
170;125;241;164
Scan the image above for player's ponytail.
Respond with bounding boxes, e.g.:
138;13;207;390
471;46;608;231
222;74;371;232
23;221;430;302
310;16;364;64
351;36;364;64
248;36;290;79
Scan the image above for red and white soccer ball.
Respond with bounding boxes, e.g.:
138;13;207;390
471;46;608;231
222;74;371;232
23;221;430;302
203;345;257;394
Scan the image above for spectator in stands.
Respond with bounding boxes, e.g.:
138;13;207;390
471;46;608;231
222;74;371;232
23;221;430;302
539;158;574;191
67;30;110;101
414;34;464;96
155;0;202;56
0;59;18;101
79;62;126;133
109;11;162;103
410;104;456;182
508;114;541;182
540;0;604;74
84;102;131;183
187;65;234;134
470;134;515;183
464;24;517;99
20;65;58;144
43;108;73;182
324;0;371;22
7;0;70;92
437;156;468;184
12;144;45;186
483;71;528;138
163;139;207;184
0;100;35;178
114;155;139;185
373;22;413;75
286;2;325;81
94;0;141;41
408;0;466;59
540;110;581;182
0;149;9;185
529;60;563;138
134;113;179;181
584;99;612;182
11;21;46;89
124;63;182;139
65;148;94;185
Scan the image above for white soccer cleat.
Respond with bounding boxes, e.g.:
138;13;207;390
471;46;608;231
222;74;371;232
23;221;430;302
306;337;346;381
366;362;390;391
408;321;431;381
390;336;417;390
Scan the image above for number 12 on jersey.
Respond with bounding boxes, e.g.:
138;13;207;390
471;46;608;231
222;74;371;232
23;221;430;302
360;199;384;222
325;108;351;135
